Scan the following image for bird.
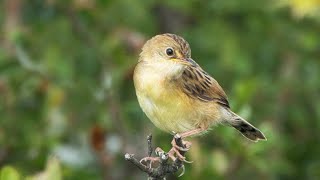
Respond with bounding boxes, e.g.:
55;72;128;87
133;33;266;161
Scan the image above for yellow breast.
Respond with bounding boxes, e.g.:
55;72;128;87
134;61;206;133
136;83;197;133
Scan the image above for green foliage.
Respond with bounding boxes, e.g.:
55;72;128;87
0;0;320;179
0;166;20;180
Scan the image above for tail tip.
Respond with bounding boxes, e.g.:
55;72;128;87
251;133;267;142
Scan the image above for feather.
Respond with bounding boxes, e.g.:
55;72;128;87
178;66;230;108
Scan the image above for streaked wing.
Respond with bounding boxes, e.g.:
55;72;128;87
179;65;230;108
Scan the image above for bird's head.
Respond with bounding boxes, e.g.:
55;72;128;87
139;33;197;67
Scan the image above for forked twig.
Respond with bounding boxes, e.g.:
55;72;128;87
125;134;189;180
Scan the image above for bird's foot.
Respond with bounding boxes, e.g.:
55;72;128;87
140;156;160;168
168;134;193;163
140;146;171;168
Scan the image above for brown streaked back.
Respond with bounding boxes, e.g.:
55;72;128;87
178;66;230;108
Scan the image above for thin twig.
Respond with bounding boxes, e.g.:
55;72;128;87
147;134;153;157
125;134;190;180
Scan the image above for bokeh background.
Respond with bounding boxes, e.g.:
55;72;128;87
1;0;320;179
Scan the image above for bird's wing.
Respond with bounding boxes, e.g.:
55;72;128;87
179;65;230;108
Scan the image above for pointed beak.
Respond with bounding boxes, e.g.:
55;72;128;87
172;58;197;66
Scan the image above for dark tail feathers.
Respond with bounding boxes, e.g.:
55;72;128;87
228;111;266;142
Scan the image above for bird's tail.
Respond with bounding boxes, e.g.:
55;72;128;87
226;110;266;142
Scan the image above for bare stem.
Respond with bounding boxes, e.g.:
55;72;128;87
147;134;153;157
125;134;189;180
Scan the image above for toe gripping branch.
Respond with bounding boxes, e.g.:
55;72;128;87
125;134;191;180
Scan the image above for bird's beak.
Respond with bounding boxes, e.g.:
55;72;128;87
172;58;197;66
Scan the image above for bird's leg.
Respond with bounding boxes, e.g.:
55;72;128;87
169;128;205;162
172;127;205;151
179;128;205;138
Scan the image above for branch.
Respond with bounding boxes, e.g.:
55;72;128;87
125;134;189;180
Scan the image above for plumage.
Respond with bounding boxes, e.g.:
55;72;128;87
134;33;266;141
179;66;230;108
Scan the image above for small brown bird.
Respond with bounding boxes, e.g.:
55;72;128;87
134;33;266;160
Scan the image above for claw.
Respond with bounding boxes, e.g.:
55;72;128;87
182;141;192;149
178;165;185;177
171;138;192;152
155;147;165;155
183;158;193;164
139;156;160;168
168;152;176;162
139;157;148;164
168;146;193;163
177;154;193;164
173;145;190;152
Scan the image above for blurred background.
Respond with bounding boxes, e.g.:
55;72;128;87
1;0;320;179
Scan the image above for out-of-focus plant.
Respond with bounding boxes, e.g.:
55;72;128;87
0;0;320;179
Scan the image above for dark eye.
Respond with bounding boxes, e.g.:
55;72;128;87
166;48;174;56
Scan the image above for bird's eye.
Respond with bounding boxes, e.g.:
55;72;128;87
166;48;174;56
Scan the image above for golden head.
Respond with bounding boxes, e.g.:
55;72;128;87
139;33;197;66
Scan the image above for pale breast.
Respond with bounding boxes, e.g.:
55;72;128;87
135;85;198;133
133;62;198;133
